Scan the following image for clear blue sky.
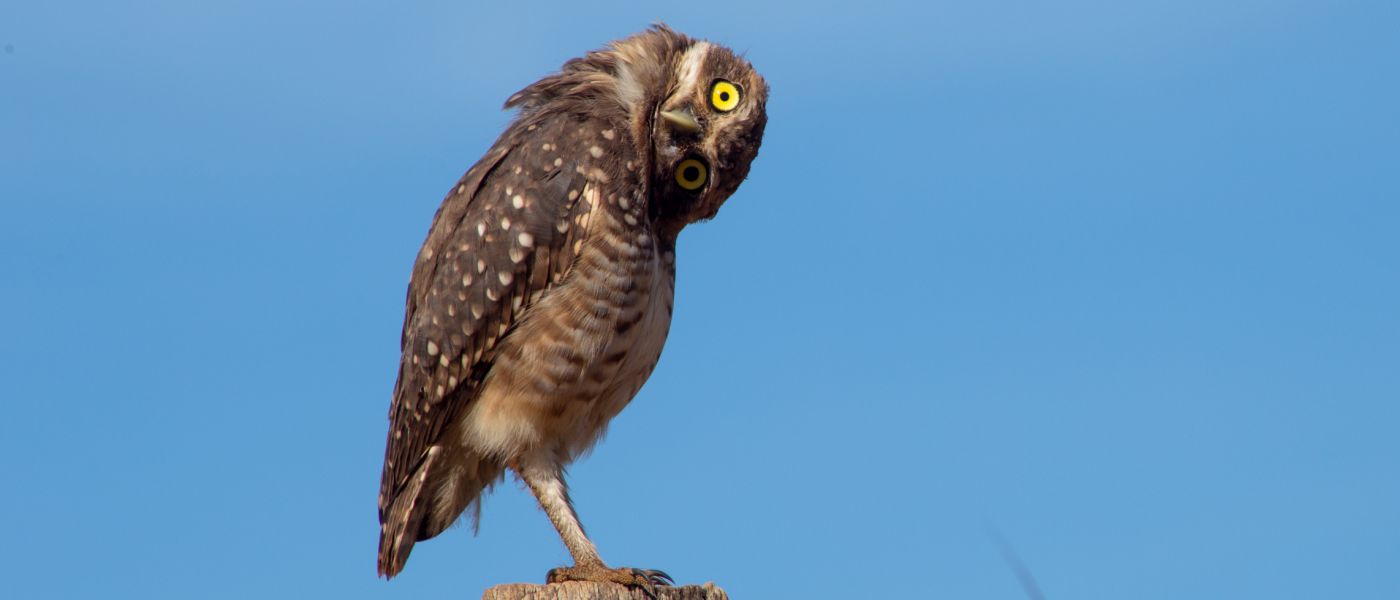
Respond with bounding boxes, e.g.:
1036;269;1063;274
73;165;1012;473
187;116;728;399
2;1;1397;598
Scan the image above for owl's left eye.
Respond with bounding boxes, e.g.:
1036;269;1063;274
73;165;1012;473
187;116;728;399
675;158;708;191
710;80;741;112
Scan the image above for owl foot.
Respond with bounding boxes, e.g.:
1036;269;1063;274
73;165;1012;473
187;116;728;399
547;564;673;598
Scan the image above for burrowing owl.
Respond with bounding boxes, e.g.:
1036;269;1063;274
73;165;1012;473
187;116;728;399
377;25;768;591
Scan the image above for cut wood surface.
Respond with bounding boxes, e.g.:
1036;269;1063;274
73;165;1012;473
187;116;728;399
482;582;728;600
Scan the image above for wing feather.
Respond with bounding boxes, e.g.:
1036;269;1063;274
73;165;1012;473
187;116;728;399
377;117;601;520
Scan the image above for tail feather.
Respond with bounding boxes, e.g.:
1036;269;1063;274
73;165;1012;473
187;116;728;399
378;446;504;578
378;446;440;578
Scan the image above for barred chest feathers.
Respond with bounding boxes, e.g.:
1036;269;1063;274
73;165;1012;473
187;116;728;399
459;176;676;461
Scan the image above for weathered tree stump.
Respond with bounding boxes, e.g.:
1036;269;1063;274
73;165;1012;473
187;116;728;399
482;581;729;600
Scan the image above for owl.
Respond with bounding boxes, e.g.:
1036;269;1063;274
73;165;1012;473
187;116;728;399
376;25;768;592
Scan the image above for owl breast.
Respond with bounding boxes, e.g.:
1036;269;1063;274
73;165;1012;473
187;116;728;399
458;184;676;461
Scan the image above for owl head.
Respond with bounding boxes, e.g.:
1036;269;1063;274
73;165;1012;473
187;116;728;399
645;32;768;233
506;25;768;239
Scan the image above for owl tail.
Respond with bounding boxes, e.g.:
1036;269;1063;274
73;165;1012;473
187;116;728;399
377;446;441;578
378;447;502;578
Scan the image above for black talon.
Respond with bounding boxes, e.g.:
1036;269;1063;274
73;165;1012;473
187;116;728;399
631;568;669;586
622;568;670;598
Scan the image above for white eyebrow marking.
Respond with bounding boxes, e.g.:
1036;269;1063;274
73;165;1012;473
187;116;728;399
676;41;712;97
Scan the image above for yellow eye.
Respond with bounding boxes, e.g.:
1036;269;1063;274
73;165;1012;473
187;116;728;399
675;158;707;190
710;80;740;112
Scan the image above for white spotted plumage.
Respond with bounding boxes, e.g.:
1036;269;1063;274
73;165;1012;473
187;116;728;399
377;25;767;585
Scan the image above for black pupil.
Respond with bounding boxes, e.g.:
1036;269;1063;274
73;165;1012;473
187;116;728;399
719;91;730;102
683;166;701;182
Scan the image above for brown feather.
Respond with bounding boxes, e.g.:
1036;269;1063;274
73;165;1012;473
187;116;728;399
376;24;767;579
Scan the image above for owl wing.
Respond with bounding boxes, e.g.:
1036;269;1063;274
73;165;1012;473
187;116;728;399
377;123;596;529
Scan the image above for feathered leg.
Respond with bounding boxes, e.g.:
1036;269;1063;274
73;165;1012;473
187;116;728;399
513;454;673;596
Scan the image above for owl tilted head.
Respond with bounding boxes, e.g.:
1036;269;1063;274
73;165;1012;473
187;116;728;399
505;25;768;239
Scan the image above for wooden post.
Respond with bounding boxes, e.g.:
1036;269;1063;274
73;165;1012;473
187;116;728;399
482;582;729;600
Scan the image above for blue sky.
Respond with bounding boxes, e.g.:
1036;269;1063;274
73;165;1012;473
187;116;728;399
2;1;1397;598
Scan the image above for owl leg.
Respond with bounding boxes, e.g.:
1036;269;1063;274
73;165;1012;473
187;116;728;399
513;455;673;596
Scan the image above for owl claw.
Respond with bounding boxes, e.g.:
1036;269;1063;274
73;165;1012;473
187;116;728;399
634;568;673;586
547;564;672;598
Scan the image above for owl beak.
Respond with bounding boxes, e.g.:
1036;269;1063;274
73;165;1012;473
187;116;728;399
660;108;701;133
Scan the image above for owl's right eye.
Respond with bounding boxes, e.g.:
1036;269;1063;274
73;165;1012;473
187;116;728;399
675;158;708;191
710;80;741;112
